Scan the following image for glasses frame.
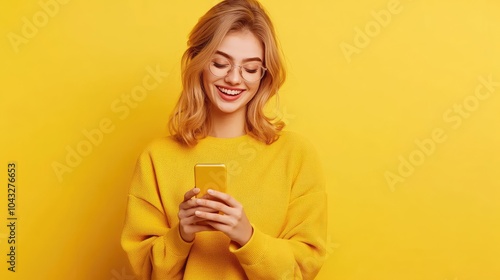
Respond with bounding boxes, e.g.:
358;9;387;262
208;60;267;83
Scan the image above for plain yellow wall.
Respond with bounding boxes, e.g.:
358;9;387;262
1;0;499;279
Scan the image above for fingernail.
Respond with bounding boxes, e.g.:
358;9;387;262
195;211;201;215
207;189;214;194
193;188;200;193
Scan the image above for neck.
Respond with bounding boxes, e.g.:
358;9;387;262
209;108;247;138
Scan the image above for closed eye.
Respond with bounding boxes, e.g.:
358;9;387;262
244;68;258;74
243;64;261;73
213;62;229;69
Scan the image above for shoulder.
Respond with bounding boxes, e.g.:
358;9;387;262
276;131;318;153
273;131;323;169
277;131;326;194
137;136;189;161
142;136;181;151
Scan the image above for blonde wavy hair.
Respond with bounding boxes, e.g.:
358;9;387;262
168;0;286;146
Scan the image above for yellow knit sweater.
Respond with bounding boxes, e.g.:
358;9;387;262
121;131;327;279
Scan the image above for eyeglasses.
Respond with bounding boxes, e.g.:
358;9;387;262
209;58;267;83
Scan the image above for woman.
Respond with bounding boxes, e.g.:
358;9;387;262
121;0;327;279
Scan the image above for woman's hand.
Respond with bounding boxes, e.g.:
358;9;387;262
178;188;217;242
194;189;253;247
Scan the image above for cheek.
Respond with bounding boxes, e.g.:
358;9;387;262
202;69;224;92
202;69;211;88
202;72;216;99
247;83;261;99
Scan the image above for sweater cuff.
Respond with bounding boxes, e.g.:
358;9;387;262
229;224;269;266
163;223;193;257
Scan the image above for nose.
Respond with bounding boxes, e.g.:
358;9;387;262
225;65;242;85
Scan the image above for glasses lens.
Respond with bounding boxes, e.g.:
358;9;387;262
209;59;265;82
241;63;264;82
209;59;231;77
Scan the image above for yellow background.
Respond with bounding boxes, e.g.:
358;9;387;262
1;0;499;279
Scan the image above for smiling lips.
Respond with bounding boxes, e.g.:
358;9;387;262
216;85;245;101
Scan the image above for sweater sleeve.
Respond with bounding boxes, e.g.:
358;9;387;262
121;148;193;280
229;139;328;280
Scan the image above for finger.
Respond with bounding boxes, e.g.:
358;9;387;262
202;193;225;204
203;221;230;233
196;198;234;215
206;189;240;208
195;210;232;225
179;198;198;210
180;198;217;211
182;206;219;217
180;205;220;219
180;214;213;225
183;187;200;202
200;193;218;200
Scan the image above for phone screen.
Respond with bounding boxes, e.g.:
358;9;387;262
194;163;227;196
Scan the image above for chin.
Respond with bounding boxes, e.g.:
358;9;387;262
210;90;250;115
213;103;246;115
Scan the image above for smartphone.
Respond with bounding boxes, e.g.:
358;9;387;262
194;163;227;196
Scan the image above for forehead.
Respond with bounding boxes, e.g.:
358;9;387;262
216;30;263;61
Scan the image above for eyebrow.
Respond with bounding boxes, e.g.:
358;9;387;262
215;50;263;63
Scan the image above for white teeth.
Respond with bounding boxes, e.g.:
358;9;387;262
217;86;242;96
